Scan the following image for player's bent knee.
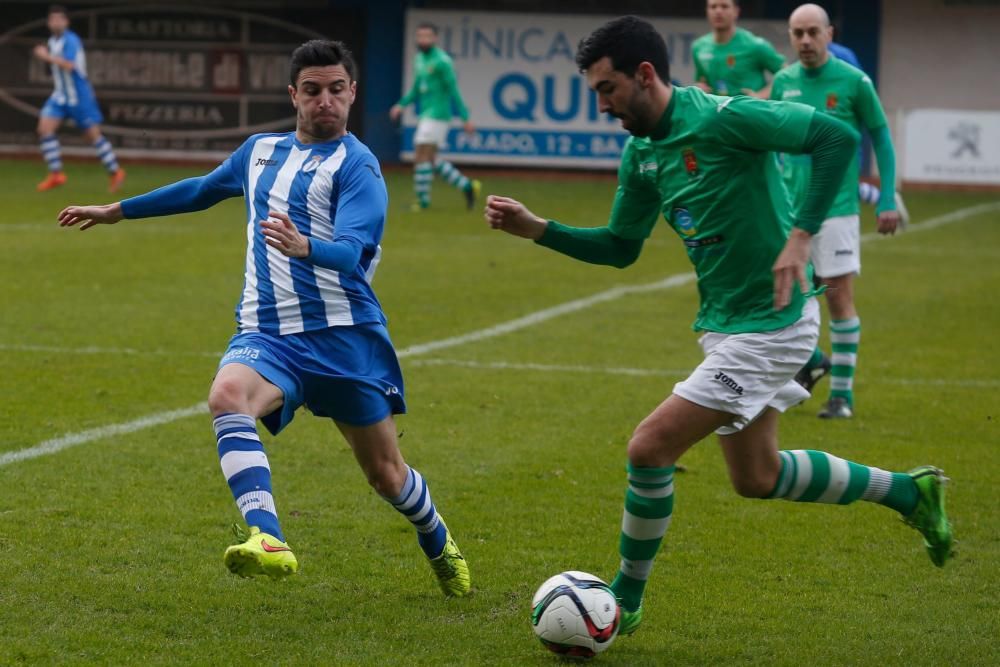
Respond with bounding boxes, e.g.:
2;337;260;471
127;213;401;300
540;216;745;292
626;427;676;468
365;460;407;498
207;378;250;417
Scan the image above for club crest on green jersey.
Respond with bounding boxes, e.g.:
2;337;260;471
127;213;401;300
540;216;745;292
673;207;697;237
682;148;700;179
826;92;838;110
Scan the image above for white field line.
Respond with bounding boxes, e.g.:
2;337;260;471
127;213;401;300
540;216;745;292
409;357;1000;388
2;201;996;466
0;403;209;467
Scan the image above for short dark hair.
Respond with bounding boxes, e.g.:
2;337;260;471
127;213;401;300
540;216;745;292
416;22;438;34
48;4;68;17
289;39;357;86
576;16;671;83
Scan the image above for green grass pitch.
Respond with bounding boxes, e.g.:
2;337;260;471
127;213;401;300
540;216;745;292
0;158;997;665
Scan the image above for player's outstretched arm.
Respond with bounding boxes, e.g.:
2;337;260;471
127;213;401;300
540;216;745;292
58;203;124;230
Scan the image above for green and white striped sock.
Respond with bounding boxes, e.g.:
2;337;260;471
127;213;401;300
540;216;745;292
414;161;433;208
435;160;471;191
830;317;860;405
768;450;917;514
610;463;674;613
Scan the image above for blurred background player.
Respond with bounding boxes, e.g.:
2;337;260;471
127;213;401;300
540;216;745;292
33;5;124;192
390;22;480;211
56;40;470;597
692;0;785;98
772;4;903;418
828;32;909;221
486;15;952;636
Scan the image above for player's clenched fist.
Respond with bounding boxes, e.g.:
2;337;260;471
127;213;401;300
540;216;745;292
484;195;548;241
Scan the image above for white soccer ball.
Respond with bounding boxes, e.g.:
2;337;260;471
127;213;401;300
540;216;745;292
530;570;620;658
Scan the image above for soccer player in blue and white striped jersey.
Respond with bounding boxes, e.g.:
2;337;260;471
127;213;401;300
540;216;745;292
56;40;471;596
34;5;125;193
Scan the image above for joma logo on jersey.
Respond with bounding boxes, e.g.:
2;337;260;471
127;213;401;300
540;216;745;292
639;161;657;175
714;371;744;395
302;155;324;173
782;89;803;99
256;158;278;167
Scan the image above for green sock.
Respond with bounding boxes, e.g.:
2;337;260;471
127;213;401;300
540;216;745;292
434;160;470;191
805;346;825;371
830;317;860;405
610;463;674;612
768;450;917;514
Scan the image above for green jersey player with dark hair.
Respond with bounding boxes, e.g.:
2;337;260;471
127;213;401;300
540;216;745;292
484;15;952;637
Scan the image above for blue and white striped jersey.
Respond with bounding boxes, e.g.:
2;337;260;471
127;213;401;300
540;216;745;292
47;29;96;107
121;132;389;335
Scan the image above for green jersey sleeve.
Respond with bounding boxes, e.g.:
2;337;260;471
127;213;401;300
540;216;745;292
607;140;662;240
692;40;709;85
397;75;418;108
440;60;470;121
708;96;815;154
756;36;786;74
855;74;888;131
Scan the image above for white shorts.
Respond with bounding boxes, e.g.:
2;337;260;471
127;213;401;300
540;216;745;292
811;214;860;278
673;298;820;435
414;118;450;148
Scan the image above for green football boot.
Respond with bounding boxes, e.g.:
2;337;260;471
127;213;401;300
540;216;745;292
428;525;471;597
224;525;298;579
902;466;954;567
618;605;643;636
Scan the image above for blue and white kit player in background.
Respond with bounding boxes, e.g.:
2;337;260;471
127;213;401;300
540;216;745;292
34;4;125;193
56;40;471;596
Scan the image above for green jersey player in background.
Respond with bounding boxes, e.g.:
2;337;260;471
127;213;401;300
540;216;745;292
692;0;785;98
485;16;952;637
771;4;903;419
390;22;480;212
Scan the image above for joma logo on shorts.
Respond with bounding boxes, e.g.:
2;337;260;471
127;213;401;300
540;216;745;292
714;371;744;395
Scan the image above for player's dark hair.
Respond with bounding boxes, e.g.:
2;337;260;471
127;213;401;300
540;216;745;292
48;4;68;16
289;40;357;86
575;16;671;84
416;22;438;34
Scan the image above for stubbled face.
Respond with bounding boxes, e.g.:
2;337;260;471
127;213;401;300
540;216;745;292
707;0;739;31
47;11;69;35
789;11;832;68
585;57;659;138
288;64;356;142
415;27;437;52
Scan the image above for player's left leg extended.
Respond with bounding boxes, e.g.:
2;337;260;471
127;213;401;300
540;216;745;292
820;273;859;418
83;125;125;192
412;143;435;210
720;409;953;567
209;362;297;579
36;114;66;191
338;416;471;597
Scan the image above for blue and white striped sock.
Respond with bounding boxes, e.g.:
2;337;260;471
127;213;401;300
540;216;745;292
93;135;119;173
858;182;881;206
214;413;283;541
40;134;63;172
388;466;447;558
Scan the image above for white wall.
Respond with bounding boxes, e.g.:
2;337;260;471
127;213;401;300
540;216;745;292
879;0;1000;115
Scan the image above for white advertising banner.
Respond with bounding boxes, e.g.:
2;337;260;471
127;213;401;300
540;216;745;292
399;10;791;168
903;109;1000;185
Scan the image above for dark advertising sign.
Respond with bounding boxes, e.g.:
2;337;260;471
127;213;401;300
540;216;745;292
0;4;363;157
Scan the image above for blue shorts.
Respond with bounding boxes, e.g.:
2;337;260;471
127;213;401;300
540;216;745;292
40;94;103;129
218;323;406;434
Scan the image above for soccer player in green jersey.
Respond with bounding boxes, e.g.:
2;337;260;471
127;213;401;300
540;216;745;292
484;16;952;636
692;0;785;98
390;22;480;211
771;4;903;419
